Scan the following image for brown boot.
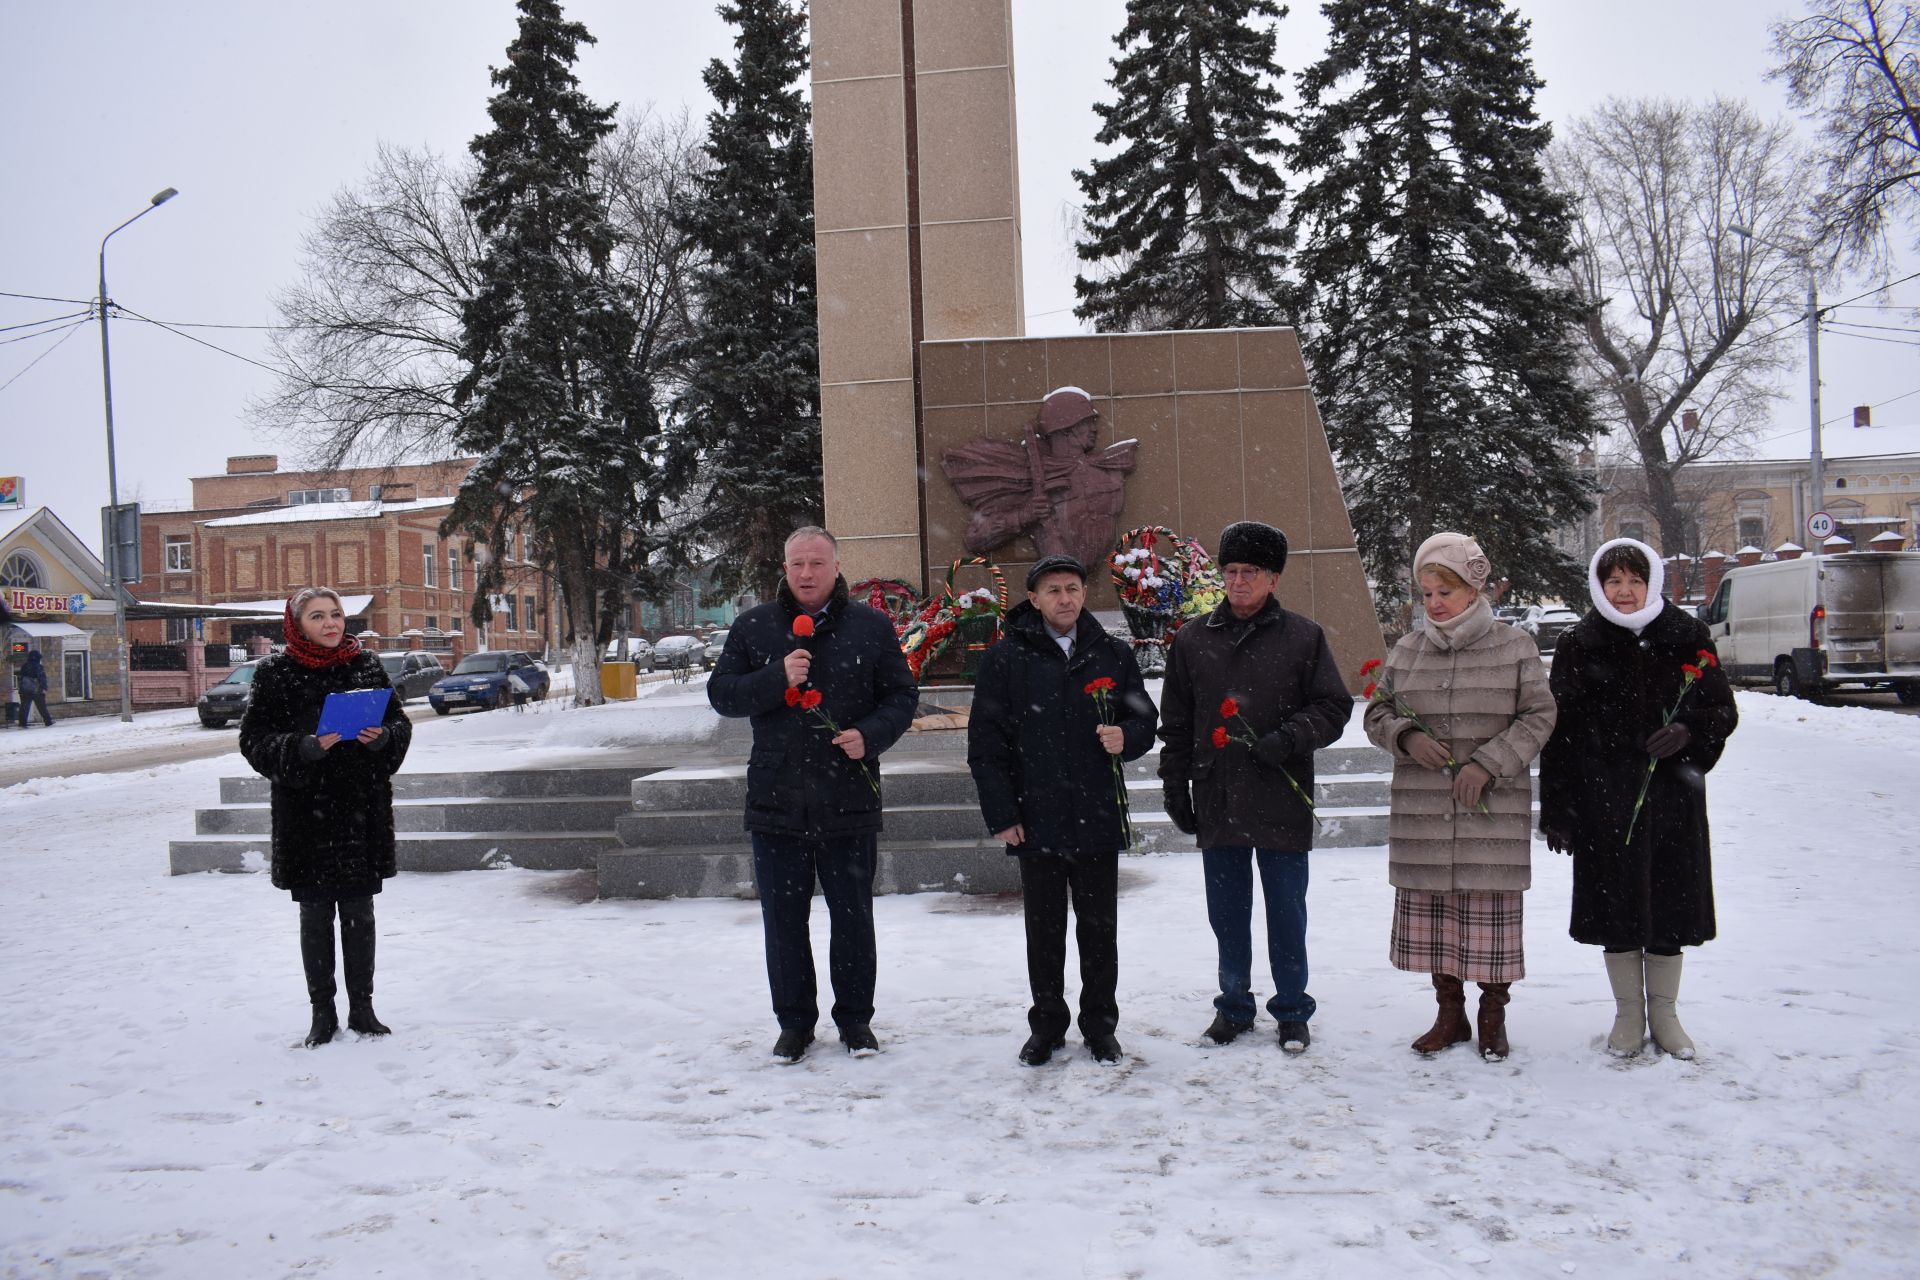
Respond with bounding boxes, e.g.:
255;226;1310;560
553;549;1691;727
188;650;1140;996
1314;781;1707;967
1477;982;1512;1061
1411;974;1472;1053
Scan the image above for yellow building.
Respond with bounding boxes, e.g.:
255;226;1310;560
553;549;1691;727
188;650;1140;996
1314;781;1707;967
1;507;121;714
1590;417;1919;590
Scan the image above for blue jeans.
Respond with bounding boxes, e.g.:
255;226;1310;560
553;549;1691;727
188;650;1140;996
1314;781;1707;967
1202;847;1315;1024
751;832;878;1032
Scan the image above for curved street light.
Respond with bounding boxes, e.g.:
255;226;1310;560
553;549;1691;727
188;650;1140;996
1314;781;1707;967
98;186;179;723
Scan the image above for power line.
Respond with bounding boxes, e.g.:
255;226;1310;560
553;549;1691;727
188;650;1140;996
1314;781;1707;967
1820;318;1920;334
0;289;92;306
125;316;291;331
1821;326;1920;348
0;316;89;346
114;304;285;376
0;309;90;335
0;320;87;393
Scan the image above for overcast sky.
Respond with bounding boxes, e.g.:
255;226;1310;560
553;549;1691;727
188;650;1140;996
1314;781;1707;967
3;0;1913;557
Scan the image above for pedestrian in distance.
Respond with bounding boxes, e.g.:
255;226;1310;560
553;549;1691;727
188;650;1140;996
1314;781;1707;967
708;527;919;1065
1158;521;1353;1054
239;587;412;1048
15;649;54;728
967;554;1158;1066
1539;538;1736;1060
1363;533;1556;1062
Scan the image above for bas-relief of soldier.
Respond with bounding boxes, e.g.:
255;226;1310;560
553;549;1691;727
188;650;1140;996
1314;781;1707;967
940;387;1139;571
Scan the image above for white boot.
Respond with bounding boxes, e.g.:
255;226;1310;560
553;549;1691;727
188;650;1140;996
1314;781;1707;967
1643;952;1696;1060
1602;950;1645;1057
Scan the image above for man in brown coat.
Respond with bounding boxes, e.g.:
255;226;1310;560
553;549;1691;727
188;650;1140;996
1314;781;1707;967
1158;521;1353;1053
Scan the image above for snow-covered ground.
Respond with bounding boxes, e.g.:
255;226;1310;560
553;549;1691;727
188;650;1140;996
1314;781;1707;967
2;689;1916;1277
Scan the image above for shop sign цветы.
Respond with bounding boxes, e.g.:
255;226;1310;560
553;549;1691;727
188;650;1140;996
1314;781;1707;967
0;476;23;511
5;588;89;615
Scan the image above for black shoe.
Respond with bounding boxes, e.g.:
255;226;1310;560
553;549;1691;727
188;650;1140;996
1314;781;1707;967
305;1003;339;1048
840;1024;880;1058
1085;1031;1124;1064
347;999;391;1037
1018;1032;1066;1066
1203;1013;1254;1045
771;1028;814;1064
1278;1020;1312;1054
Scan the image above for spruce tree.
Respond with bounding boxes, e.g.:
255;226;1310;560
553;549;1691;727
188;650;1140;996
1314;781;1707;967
1073;0;1292;331
446;0;649;700
671;0;820;601
1286;0;1596;610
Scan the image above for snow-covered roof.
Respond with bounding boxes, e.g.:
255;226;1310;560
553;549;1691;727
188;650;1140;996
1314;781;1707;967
1775;541;1804;552
1736;545;1764;555
216;594;374;617
1871;530;1906;543
1824;534;1853;546
1742;420;1920;463
200;497;456;528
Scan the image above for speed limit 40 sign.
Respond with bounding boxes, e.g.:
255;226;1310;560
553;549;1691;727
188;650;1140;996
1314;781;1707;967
1808;511;1836;541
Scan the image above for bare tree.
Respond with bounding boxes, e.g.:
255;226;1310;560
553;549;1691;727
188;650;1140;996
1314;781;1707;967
1550;97;1811;557
255;110;704;485
1772;0;1920;269
253;142;477;470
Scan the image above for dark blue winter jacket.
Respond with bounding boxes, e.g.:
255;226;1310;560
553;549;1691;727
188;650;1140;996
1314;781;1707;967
708;577;918;838
967;601;1157;854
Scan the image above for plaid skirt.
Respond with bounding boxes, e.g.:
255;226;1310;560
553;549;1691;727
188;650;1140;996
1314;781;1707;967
1390;889;1526;983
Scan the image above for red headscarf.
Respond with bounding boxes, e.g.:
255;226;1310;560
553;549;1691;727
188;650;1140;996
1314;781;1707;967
283;597;363;670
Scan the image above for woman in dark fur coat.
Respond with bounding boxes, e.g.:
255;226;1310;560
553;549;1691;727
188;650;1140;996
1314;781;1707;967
240;587;412;1046
1539;539;1736;1060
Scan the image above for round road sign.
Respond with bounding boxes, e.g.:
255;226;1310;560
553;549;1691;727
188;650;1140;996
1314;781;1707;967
1807;511;1836;541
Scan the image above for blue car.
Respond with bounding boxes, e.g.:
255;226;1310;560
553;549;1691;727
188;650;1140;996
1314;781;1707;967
429;650;550;714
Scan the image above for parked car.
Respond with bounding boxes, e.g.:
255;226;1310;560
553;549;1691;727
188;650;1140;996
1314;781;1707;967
1493;605;1530;625
650;634;704;672
428;650;551;714
1520;605;1580;652
1699;551;1920;701
379;650;446;703
197;661;261;728
603;636;654;668
702;629;730;670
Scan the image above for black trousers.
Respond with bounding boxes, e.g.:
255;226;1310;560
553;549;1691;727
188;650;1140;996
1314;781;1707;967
1019;851;1120;1039
751;832;878;1032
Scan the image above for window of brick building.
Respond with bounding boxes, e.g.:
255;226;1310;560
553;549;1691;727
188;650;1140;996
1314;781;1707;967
164;536;192;572
234;549;259;591
337;545;362;584
524;595;537;634
448;545;461;592
422;543;436;588
504;595;518;630
289;488;350;505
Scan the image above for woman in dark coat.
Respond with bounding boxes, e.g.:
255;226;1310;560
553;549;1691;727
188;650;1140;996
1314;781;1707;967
240;587;411;1047
1540;539;1736;1059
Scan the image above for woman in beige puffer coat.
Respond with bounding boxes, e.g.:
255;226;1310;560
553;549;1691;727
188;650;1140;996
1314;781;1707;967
1363;532;1556;1061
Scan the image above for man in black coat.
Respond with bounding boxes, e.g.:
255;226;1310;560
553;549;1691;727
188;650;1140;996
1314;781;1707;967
708;526;918;1064
968;555;1158;1066
1159;521;1353;1053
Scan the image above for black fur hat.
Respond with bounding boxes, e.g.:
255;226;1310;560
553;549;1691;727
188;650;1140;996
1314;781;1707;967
1216;521;1288;574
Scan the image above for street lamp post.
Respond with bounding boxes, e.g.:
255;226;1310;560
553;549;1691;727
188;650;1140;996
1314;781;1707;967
97;186;178;723
1728;223;1824;542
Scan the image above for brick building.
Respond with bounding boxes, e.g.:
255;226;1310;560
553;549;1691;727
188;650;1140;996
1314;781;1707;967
124;455;557;660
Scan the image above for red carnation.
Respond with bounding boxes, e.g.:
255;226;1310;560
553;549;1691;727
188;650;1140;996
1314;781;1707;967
1359;658;1382;677
791;615;815;638
1084;676;1117;695
1211;726;1230;749
1697;648;1717;669
802;689;823;710
1363;682;1378;700
784;687;802;707
1220;697;1239;718
1682;663;1703;681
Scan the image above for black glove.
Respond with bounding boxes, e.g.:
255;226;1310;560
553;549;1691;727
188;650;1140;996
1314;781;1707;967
1252;726;1297;770
1541;825;1574;855
299;735;327;762
363;726;390;751
1163;782;1197;835
1643;722;1692;759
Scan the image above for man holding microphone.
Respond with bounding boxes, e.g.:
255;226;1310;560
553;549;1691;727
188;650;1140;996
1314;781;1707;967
709;527;919;1063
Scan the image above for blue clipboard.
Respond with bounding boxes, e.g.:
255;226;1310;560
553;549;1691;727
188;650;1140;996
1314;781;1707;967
317;688;393;739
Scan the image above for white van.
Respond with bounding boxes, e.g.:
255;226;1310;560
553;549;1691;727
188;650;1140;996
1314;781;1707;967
1698;551;1920;702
